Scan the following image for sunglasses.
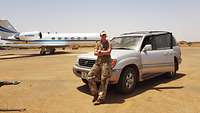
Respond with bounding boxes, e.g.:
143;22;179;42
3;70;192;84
101;34;106;36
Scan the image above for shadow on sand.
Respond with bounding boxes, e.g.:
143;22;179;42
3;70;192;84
0;51;72;60
77;73;186;104
0;108;26;112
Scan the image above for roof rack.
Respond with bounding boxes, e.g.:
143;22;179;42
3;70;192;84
122;31;169;35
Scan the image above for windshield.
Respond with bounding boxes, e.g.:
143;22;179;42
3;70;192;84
14;33;20;37
111;36;142;50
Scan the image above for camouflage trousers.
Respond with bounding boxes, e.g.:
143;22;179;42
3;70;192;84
87;62;112;101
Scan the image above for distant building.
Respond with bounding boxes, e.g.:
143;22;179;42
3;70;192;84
178;41;200;47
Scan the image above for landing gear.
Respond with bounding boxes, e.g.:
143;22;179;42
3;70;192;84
49;48;56;54
40;48;46;55
40;48;56;55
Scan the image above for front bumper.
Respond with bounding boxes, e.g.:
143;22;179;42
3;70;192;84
73;65;122;84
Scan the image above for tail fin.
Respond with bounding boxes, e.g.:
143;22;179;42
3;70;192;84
0;20;18;39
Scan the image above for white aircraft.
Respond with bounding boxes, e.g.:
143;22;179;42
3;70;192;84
0;37;13;46
0;20;99;55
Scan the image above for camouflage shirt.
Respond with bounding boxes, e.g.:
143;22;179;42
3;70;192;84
95;40;112;64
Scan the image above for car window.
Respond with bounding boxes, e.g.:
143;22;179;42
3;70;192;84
141;36;158;51
153;34;171;50
141;34;173;51
140;36;153;51
172;35;177;46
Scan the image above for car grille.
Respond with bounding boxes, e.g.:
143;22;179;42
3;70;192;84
79;59;96;67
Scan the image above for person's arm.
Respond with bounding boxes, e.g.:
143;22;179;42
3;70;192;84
99;42;112;56
94;50;102;56
94;42;101;56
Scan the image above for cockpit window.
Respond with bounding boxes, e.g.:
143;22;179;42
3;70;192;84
14;33;20;39
14;33;20;37
24;34;35;37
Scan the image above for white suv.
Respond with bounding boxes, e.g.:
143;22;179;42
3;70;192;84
73;31;182;93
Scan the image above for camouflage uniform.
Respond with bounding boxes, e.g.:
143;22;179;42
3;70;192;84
87;40;112;101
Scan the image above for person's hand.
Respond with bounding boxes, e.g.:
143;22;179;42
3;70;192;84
94;51;98;56
98;50;101;53
94;50;103;56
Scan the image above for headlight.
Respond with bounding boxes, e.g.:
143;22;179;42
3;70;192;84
111;59;117;68
75;57;79;66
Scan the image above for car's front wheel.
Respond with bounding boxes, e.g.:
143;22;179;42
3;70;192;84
116;66;138;94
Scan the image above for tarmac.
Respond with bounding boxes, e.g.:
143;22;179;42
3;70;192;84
0;47;199;113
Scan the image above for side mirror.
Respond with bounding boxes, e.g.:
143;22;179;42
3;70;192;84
142;44;152;52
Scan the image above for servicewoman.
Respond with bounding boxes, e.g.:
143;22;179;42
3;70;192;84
87;31;112;105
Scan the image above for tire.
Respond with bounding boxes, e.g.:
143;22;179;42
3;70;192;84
40;50;46;55
167;59;178;78
50;48;55;54
116;66;138;94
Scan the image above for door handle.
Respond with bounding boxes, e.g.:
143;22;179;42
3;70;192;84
164;52;173;56
164;52;169;55
169;52;173;55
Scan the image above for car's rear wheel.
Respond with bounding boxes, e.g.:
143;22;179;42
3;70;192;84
167;59;178;78
116;66;138;94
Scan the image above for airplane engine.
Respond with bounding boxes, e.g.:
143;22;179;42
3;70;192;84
16;31;41;41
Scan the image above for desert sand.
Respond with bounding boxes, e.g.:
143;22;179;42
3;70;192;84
0;47;199;113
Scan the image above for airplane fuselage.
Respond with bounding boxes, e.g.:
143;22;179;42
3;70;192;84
3;31;99;55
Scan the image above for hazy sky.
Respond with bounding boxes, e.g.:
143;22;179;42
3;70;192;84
1;0;200;41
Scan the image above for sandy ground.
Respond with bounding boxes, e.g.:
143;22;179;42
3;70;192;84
0;47;199;113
